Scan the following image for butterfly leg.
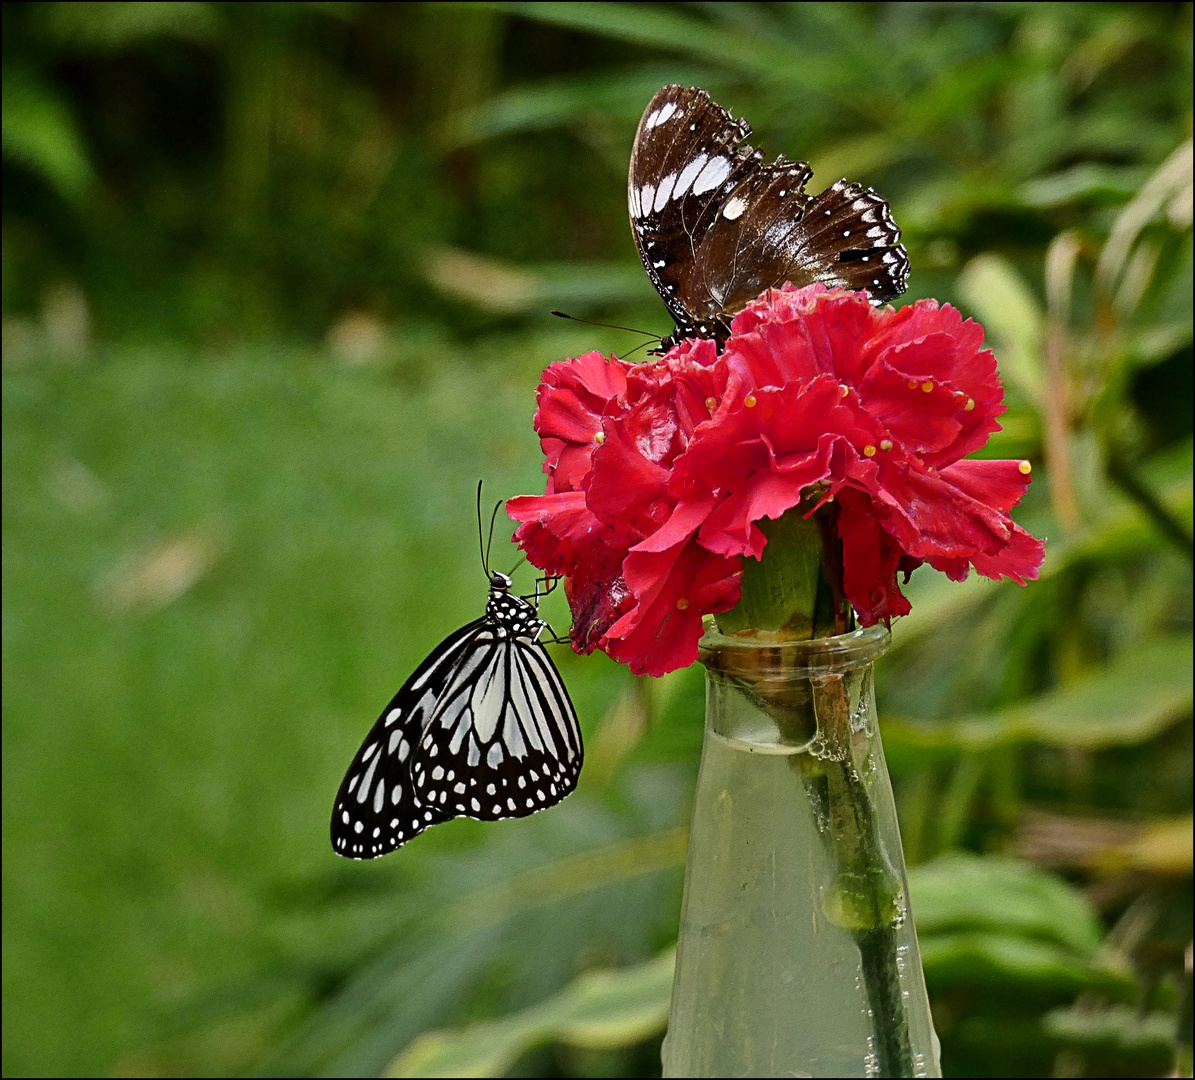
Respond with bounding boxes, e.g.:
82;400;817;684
521;574;561;605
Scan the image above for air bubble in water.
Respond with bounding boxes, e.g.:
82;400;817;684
864;1035;880;1077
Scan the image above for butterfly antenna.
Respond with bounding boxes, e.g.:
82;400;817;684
476;480;489;577
485;499;502;576
616;338;658;362
551;310;661;341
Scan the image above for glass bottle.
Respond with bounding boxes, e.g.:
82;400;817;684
662;623;940;1078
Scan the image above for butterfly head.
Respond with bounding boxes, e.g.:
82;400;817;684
489;570;513;592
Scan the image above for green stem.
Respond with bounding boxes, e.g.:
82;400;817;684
814;676;914;1078
858;924;915;1077
1108;454;1194;559
714;501;853;639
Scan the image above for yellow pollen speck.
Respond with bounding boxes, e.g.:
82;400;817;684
825;494;835;503
907;379;919;389
705;396;717;410
964;397;975;411
1018;460;1032;475
880;439;893;451
921;381;934;393
594;431;606;445
841;385;850;397
744;394;757;408
863;445;877;457
676;598;689;610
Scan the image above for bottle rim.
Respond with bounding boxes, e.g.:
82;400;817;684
698;619;890;677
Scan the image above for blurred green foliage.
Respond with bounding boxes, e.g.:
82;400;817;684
2;2;1192;1078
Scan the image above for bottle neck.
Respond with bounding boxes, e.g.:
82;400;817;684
700;621;890;678
699;622;890;754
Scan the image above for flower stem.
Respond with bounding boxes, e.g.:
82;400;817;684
813;676;915;1078
714;502;852;639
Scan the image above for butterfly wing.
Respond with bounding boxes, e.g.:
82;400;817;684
330;620;484;859
409;631;582;821
629;85;764;338
629;85;909;344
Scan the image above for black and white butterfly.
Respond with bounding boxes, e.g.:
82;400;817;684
330;506;582;859
629;84;909;350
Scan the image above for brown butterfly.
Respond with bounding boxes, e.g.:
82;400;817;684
629;85;909;350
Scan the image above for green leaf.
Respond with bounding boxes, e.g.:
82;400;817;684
385;950;675;1077
1044;1004;1177;1060
918;932;1134;997
441;826;690;932
423;248;651;314
443;67;708;146
478;2;794;78
1019;163;1150;208
1;66;93;204
907;854;1102;955
39;1;220;49
883;633;1193;750
957;254;1045;406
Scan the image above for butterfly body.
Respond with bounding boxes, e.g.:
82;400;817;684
629;85;909;349
331;571;581;859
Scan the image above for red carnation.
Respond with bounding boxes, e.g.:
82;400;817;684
510;284;1045;676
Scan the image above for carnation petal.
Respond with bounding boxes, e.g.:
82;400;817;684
698;462;826;559
938;459;1033;513
858;344;965;457
837;489;912;623
968;524;1046;585
586;411;672;533
507;492;638;652
604;536;741;677
534;352;630;490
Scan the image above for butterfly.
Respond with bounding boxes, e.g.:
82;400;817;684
629;84;909;350
330;500;582;859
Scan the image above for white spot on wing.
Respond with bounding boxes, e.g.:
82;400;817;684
653;173;677;213
692;157;731;195
722;197;747;220
673;153;707;199
355;754;379;804
645;101;678;129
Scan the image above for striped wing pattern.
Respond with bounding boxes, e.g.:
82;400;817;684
410;632;582;820
330;590;581;860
